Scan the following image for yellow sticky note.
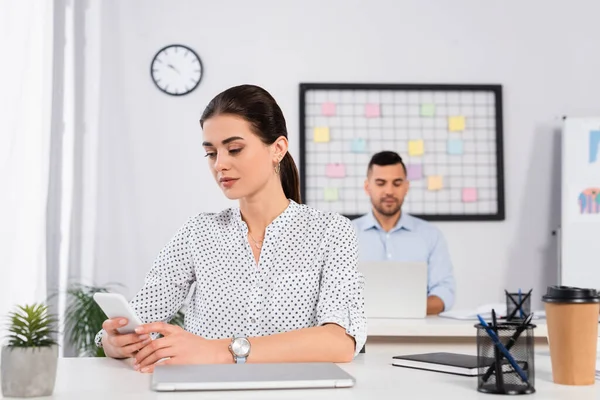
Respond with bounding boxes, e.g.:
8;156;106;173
408;140;424;156
313;127;330;143
324;187;338;201
448;116;465;132
428;175;443;191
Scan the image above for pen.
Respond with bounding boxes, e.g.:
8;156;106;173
477;314;529;384
506;289;533;321
518;289;523;319
491;309;504;390
482;313;534;382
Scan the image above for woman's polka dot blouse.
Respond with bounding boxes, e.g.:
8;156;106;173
95;200;367;357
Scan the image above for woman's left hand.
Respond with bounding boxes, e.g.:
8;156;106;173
133;322;231;373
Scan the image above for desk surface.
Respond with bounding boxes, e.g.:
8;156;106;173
7;342;596;399
368;316;548;337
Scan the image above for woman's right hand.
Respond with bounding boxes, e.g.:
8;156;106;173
101;318;152;359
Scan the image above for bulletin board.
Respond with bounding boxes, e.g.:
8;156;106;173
298;83;505;221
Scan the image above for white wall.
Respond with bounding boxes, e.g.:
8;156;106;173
86;0;600;310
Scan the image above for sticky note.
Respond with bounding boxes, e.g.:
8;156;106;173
448;116;465;132
325;163;346;178
324;187;338;201
428;175;443;191
462;188;477;202
322;102;336;116
421;104;435;117
447;139;464;155
408;140;424;156
406;164;423;180
590;130;600;163
313;127;330;143
365;103;380;118
351;138;367;153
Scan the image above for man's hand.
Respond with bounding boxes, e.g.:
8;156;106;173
132;322;231;373
426;295;445;315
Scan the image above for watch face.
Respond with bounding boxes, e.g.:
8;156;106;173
231;337;251;357
150;44;203;96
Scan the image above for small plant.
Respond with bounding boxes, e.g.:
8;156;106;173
6;304;57;348
64;283;110;357
170;310;185;328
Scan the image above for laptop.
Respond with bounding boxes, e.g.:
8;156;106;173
360;261;428;319
151;362;356;392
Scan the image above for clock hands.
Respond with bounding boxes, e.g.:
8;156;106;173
167;63;180;74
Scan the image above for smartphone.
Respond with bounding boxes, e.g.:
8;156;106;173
93;292;144;334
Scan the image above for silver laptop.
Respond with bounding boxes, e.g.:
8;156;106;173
151;362;355;392
360;261;428;318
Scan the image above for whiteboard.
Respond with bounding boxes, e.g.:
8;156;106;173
560;117;600;290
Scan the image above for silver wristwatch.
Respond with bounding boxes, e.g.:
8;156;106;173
228;336;251;364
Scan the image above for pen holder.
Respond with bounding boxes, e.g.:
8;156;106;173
475;322;536;395
505;292;531;321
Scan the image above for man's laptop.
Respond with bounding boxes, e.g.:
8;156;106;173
360;261;428;319
151;362;355;392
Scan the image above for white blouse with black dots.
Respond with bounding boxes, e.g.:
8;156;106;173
95;200;367;357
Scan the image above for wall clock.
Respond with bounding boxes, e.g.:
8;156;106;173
150;44;203;96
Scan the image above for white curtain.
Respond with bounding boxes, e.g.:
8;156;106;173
0;0;54;342
48;0;104;355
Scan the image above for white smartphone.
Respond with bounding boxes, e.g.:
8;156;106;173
93;292;144;334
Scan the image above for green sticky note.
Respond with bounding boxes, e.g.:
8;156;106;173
421;104;435;117
324;187;338;201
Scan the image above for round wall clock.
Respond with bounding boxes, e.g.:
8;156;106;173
150;44;203;96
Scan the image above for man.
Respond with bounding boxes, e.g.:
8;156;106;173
352;151;456;315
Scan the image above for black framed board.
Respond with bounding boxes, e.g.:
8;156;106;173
299;83;505;221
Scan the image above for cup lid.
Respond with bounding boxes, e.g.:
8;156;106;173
541;285;600;304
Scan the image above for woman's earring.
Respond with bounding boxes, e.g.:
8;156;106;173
274;162;281;174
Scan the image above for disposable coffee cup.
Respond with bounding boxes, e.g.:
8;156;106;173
542;286;600;386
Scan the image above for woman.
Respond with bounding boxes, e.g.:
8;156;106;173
95;84;366;373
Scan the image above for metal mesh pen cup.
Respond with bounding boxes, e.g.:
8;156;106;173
475;321;536;395
505;292;532;321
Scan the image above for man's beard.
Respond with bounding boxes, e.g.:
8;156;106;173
374;198;402;217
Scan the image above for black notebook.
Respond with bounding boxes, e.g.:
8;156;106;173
392;352;510;377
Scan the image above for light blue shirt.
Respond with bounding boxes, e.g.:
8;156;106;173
352;211;456;311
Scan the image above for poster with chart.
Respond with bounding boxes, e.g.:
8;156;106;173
560;117;600;290
299;83;505;221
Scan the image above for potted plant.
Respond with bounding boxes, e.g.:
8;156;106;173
63;283;111;357
1;303;58;398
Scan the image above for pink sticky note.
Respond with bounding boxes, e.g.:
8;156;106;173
325;163;346;178
406;164;423;180
365;103;380;118
462;188;478;202
322;102;336;116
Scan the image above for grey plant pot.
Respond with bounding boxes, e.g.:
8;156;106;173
1;345;58;398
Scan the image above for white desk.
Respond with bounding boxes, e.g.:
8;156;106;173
368;316;549;337
8;342;597;399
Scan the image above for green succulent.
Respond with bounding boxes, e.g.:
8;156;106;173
6;303;58;348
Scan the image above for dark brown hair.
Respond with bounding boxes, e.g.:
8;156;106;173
367;150;407;175
199;84;301;203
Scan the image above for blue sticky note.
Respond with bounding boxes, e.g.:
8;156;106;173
351;138;367;153
447;139;464;155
